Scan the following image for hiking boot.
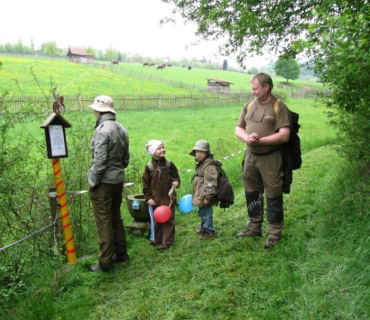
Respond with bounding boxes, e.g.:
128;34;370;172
264;238;278;249
236;230;262;238
112;253;130;264
90;264;113;273
200;232;216;240
149;240;158;246
196;228;206;234
157;244;171;250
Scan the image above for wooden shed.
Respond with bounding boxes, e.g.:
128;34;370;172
67;47;94;64
206;78;233;94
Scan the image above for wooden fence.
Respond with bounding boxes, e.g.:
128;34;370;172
0;92;254;113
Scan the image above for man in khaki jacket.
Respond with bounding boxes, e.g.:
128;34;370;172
235;73;291;248
88;95;130;272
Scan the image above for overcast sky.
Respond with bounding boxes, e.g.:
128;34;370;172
0;0;273;68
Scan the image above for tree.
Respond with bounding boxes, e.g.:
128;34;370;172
40;41;60;57
274;57;301;83
86;47;96;56
163;0;370;166
247;67;258;75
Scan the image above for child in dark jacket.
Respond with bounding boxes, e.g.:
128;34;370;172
190;140;221;240
142;140;180;250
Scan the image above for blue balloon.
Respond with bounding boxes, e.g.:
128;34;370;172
178;194;194;213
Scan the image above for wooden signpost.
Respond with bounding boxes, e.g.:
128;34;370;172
41;105;77;265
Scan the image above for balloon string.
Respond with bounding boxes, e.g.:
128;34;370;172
168;186;176;208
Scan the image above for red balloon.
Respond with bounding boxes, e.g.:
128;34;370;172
154;205;171;223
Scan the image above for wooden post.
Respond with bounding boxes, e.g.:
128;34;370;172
48;187;61;252
78;93;82;111
159;94;162;109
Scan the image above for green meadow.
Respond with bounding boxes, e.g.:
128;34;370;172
0;56;196;96
0;56;324;98
1;56;369;319
2;96;370;319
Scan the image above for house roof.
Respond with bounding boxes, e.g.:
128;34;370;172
67;47;93;57
206;78;233;84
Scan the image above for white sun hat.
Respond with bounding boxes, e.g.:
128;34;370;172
88;95;116;114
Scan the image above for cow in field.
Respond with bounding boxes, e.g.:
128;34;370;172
167;64;172;67
143;62;150;66
111;61;119;65
150;63;155;66
188;66;192;70
157;65;165;70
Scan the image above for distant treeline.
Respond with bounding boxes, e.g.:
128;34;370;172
0;40;241;72
0;40;317;79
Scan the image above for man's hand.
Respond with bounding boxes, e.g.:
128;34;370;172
246;133;259;145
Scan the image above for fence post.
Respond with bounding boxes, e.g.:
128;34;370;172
292;88;294;98
78;93;82;111
159;94;162;109
122;96;125;110
49;187;61;253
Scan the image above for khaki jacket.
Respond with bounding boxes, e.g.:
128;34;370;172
88;113;130;188
192;158;221;207
142;157;180;207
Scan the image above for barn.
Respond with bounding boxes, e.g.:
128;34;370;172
67;47;94;64
206;78;233;94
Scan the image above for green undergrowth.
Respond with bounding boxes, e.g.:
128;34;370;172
2;99;369;319
3;146;370;319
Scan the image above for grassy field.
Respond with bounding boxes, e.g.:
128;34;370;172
0;56;324;97
0;57;196;96
2;96;369;319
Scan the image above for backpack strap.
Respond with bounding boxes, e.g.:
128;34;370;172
247;98;280;117
191;160;225;182
273;99;280;116
148;159;171;182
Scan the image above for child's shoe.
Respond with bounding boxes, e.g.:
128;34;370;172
200;232;215;240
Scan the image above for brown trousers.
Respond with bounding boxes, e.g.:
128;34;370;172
89;182;127;267
243;150;285;239
153;206;175;245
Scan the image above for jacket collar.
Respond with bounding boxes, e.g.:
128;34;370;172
95;112;116;128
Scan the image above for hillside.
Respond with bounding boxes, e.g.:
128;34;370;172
0;56;324;97
0;57;196;96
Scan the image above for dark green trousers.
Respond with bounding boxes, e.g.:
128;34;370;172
89;182;128;268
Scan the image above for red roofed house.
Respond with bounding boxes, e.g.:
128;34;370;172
67;47;94;64
206;78;233;94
